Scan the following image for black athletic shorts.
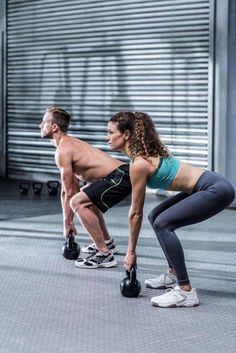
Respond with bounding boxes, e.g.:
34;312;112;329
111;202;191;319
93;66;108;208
83;164;131;213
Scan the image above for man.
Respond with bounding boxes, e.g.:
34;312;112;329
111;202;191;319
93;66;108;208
39;106;131;268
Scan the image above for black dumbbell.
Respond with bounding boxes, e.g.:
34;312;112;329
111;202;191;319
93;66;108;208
19;182;30;195
47;180;60;196
32;182;43;195
62;231;80;260
120;266;141;298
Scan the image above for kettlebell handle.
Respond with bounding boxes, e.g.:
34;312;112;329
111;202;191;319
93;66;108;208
68;230;75;248
126;266;137;286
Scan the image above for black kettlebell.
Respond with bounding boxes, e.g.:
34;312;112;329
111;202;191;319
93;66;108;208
120;266;141;298
62;232;80;260
47;180;60;196
19;182;30;195
32;182;43;195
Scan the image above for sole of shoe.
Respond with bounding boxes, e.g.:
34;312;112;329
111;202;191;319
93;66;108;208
151;301;199;308
97;258;118;268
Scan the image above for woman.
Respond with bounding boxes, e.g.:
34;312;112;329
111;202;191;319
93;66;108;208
107;111;235;308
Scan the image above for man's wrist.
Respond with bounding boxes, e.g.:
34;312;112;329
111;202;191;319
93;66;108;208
64;220;74;226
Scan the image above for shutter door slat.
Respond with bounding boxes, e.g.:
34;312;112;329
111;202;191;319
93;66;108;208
7;0;210;180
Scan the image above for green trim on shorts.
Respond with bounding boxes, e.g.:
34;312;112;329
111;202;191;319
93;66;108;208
100;168;125;210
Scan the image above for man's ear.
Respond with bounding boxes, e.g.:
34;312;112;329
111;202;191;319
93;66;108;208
52;123;59;132
124;130;131;140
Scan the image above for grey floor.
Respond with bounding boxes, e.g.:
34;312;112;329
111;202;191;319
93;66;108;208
0;178;235;353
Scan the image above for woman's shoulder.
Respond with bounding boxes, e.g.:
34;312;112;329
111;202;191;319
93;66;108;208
131;155;157;176
131;156;149;169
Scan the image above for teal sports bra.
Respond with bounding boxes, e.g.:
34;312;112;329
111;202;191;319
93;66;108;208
147;156;180;190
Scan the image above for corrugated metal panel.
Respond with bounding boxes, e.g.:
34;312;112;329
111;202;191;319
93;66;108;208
7;0;210;180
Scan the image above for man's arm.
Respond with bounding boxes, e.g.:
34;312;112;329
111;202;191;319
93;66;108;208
56;148;80;238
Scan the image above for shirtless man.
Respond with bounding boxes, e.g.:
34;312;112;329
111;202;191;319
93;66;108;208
39;106;131;269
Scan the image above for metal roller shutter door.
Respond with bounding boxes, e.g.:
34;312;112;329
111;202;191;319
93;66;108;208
7;0;210;180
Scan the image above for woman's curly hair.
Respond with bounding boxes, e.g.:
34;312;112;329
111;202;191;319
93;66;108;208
109;111;169;162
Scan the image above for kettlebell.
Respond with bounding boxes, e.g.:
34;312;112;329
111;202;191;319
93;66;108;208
19;182;30;195
47;180;60;196
120;266;141;298
62;232;80;260
32;182;43;195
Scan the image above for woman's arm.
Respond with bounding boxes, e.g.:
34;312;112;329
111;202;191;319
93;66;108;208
124;159;150;270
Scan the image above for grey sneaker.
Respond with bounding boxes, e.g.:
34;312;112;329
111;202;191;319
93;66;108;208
81;238;119;254
145;270;177;289
75;250;118;269
151;286;199;308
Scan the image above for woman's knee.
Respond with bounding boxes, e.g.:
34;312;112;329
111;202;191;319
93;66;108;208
153;217;171;235
148;205;163;225
148;210;155;225
216;180;235;207
226;181;235;204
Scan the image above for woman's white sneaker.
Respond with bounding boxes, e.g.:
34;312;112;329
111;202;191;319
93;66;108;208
151;286;199;308
145;270;177;289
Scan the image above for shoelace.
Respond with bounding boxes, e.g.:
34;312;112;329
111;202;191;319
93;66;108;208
164;288;181;298
85;249;98;261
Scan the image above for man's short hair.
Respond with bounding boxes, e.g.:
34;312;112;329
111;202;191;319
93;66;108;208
47;106;71;133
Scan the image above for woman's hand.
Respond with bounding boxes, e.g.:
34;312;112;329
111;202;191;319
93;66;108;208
124;251;137;271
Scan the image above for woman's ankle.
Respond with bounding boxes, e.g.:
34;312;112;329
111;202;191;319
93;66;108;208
169;268;176;277
179;284;192;292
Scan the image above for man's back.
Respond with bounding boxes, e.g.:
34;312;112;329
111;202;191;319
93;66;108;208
56;135;124;182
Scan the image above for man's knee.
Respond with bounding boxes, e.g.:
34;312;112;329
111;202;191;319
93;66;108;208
70;191;89;212
70;193;79;212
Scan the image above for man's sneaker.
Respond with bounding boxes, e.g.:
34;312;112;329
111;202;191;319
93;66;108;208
151;286;199;308
145;270;177;289
81;238;119;254
75;250;118;269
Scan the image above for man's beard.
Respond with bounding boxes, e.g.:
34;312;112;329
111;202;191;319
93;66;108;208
41;131;53;139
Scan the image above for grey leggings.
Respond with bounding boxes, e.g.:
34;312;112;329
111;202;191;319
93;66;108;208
148;171;235;285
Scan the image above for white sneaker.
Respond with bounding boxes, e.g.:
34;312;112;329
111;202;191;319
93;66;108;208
151;286;199;308
75;250;118;269
145;270;177;289
81;238;119;254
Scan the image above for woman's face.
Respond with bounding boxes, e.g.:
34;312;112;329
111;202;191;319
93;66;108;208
107;121;128;151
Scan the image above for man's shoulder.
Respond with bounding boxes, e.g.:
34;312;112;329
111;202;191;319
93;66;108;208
57;135;80;152
55;140;74;165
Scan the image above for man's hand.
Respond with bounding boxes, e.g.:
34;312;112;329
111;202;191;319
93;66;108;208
124;251;137;271
64;221;77;239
